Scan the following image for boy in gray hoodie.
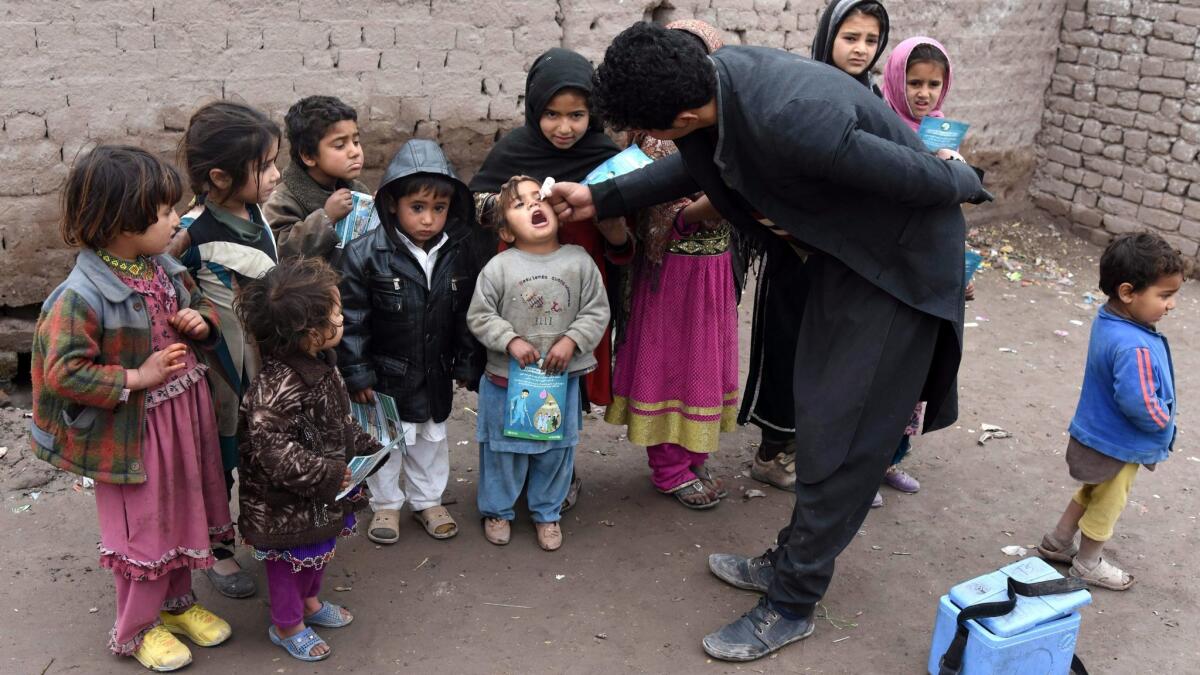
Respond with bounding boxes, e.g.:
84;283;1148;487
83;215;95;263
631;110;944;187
467;175;610;552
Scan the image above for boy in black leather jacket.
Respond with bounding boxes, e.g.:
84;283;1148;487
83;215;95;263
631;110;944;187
336;139;480;545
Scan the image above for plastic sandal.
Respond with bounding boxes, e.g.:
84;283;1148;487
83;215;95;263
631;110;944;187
662;479;720;510
367;509;400;545
268;625;330;662
1070;557;1135;591
1036;534;1078;564
305;601;353;628
691;465;729;498
413;505;458;539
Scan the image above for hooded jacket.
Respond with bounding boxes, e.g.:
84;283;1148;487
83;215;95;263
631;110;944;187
592;46;989;449
336;140;481;423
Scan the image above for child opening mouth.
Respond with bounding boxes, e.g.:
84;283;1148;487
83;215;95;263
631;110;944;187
531;209;548;226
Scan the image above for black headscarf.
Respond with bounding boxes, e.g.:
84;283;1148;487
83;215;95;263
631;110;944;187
810;0;890;89
468;48;620;192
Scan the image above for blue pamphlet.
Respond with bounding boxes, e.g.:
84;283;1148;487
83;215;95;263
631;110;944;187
503;358;568;441
919;117;970;152
333;191;381;248
964;250;983;285
584;146;654;185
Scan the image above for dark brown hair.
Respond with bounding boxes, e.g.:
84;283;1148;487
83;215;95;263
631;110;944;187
60;145;183;249
908;43;949;73
494;174;540;230
1099;232;1186;296
235;257;342;357
179;101;280;202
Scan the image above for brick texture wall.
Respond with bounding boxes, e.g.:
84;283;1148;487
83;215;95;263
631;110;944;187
1031;0;1200;260
1;0;1067;323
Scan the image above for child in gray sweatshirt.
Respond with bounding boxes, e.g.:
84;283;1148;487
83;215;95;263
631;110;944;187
467;175;610;551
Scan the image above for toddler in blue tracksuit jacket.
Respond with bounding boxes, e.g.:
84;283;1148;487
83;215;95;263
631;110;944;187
1036;232;1184;591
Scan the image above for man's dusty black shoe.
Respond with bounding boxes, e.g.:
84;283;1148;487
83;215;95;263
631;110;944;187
702;598;815;662
707;551;775;593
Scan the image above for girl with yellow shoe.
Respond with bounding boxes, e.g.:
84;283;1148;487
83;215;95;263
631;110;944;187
31;147;234;671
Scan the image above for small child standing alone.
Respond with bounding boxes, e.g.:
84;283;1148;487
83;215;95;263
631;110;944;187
1037;233;1184;590
468;176;610;551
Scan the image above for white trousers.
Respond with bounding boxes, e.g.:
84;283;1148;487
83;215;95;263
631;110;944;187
366;419;449;512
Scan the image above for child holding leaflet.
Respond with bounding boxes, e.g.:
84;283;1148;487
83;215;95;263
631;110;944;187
468;176;610;551
470;49;632;512
337;139;480;544
265;95;370;260
32;146;233;671
1036;233;1183;590
236;258;381;661
879;36;961;499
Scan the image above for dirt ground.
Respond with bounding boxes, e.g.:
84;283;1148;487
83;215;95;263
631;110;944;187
1;212;1197;675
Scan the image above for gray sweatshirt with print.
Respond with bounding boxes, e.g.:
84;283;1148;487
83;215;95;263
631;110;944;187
467;245;611;378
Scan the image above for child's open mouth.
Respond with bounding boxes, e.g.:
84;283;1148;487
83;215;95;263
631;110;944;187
531;209;548;226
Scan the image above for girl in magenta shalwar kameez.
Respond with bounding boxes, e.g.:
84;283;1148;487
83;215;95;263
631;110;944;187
604;20;739;510
31;146;233;672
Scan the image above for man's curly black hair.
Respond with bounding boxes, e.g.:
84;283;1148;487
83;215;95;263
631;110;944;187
284;95;358;166
592;22;717;131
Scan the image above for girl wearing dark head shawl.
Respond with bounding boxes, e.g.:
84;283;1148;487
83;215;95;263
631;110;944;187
739;1;891;495
604;19;736;510
469;48;631;511
811;0;890;93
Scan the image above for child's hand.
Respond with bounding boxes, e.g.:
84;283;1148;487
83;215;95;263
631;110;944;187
542;336;577;375
936;148;966;163
169;308;210;341
341;467;352;489
129;343;189;390
507;338;540;368
351;387;375;404
325;188;354;222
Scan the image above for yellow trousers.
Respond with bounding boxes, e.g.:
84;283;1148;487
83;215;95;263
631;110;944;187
1073;462;1139;542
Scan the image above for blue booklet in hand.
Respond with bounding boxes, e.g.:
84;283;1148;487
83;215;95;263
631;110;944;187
333;191;381;248
919;117;970;152
584;146;654;185
503;358;568;441
964;250;983;285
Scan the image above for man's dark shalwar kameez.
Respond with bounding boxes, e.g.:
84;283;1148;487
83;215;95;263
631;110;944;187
588;46;987;617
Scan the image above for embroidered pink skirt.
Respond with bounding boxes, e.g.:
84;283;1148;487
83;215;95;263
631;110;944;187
95;370;233;580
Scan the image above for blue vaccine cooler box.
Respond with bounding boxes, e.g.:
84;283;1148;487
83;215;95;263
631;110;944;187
928;558;1091;674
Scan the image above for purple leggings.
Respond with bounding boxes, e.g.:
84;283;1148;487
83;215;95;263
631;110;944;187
647;442;708;492
264;559;325;629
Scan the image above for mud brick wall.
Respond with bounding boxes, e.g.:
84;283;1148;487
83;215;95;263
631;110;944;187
0;0;1067;329
1031;0;1200;260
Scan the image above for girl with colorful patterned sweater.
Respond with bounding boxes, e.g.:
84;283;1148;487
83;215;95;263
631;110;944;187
31;146;233;672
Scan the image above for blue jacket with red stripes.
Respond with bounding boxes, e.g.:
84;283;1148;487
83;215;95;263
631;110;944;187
1070;305;1176;465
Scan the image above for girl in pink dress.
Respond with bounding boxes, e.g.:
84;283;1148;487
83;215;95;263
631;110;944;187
31;146;233;672
604;20;739;510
